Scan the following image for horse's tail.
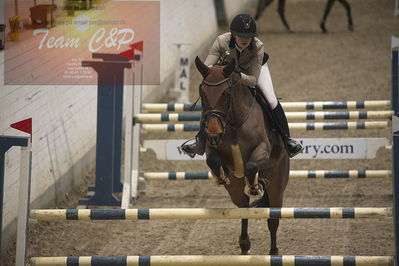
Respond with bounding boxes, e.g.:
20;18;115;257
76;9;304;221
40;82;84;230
249;178;270;207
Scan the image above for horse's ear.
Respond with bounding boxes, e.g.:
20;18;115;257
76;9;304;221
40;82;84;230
223;58;236;77
195;56;210;77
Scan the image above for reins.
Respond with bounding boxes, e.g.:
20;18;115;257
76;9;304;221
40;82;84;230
199;76;255;131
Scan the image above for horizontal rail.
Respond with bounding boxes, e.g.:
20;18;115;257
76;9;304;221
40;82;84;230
135;111;393;123
286;110;393;120
141;121;389;132
142;170;392;180
29;207;392;221
142;100;391;113
30;255;394;266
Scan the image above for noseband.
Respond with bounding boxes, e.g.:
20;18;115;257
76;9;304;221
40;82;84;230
201;75;256;146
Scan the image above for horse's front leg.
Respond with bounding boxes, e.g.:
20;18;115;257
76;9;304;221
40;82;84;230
244;162;264;198
243;143;269;199
206;152;230;186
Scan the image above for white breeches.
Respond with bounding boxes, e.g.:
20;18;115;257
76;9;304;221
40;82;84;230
257;63;278;109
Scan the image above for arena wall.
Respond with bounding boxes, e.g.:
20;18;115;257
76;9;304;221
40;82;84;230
223;0;257;22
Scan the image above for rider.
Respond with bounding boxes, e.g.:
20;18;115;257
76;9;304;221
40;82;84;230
182;13;303;158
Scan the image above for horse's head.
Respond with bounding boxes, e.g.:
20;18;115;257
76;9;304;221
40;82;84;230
195;56;238;147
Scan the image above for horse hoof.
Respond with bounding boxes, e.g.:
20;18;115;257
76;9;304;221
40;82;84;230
215;177;230;186
215;180;224;186
320;22;327;33
348;24;354;32
244;185;264;199
269;248;279;255
241;250;250;255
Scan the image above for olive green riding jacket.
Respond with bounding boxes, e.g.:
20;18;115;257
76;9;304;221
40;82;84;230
204;32;265;87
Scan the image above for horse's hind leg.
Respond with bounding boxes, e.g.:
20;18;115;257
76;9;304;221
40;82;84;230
260;158;289;255
267;218;280;255
320;0;336;33
224;176;251;255
277;0;291;31
337;0;353;31
239;219;251;255
250;177;280;255
255;0;274;20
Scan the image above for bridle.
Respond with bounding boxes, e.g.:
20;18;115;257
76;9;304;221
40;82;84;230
200;74;256;146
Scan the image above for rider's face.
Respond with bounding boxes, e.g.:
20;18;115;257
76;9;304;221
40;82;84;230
235;35;251;50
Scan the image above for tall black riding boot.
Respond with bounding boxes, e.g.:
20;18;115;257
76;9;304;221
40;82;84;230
271;101;303;158
181;124;206;158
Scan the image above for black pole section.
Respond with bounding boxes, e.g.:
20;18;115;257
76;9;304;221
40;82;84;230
0;136;28;258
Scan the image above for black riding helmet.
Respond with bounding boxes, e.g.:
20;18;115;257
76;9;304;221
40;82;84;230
230;14;257;38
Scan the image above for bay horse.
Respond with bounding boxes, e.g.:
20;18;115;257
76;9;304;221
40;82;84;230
254;0;353;33
195;56;290;255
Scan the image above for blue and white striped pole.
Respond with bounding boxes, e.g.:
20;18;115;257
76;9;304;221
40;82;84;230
30;255;394;266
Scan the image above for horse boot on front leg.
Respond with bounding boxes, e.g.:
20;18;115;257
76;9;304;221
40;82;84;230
207;153;230;186
271;101;303;158
244;162;264;198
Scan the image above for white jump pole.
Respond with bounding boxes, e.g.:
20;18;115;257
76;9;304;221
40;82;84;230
15;141;32;266
131;72;142;201
122;80;134;209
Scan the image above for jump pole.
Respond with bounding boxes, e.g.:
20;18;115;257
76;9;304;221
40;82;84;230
141;170;391;180
141;100;391;113
122;63;142;208
122;72;134;209
30;255;394;266
141;121;389;132
15;140;31;266
29;207;392;221
134;110;394;123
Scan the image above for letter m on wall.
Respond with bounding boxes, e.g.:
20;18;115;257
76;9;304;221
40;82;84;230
180;58;189;66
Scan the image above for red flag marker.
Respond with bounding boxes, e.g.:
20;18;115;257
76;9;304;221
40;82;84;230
120;41;144;60
130;40;143;52
11;118;32;141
